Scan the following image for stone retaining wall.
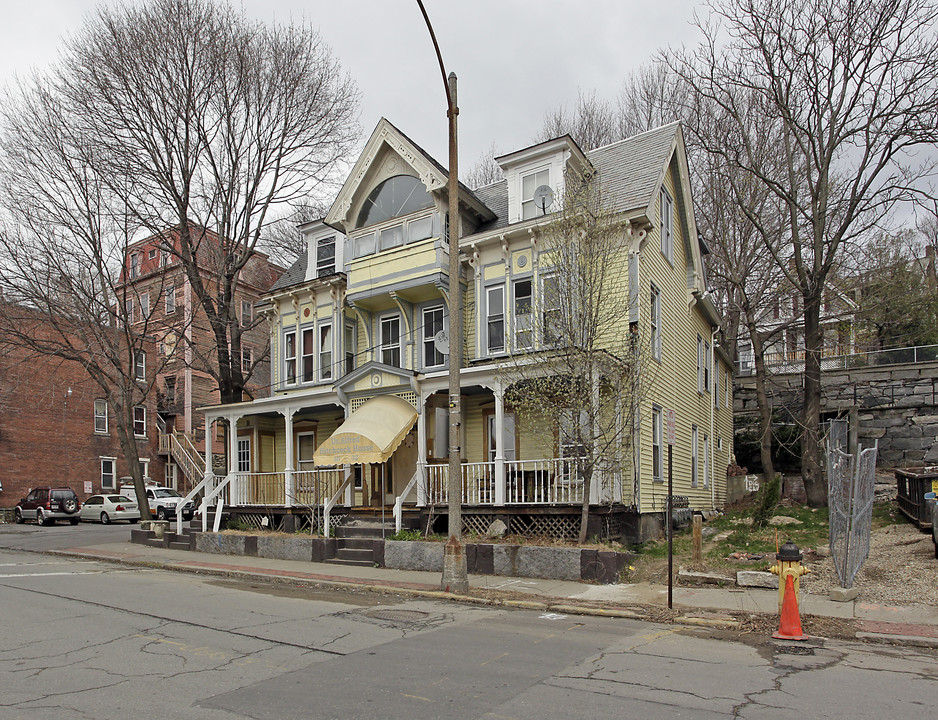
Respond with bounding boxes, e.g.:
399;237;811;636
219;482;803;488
140;530;634;584
736;360;938;467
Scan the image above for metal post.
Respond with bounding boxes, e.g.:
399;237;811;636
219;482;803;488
668;444;673;609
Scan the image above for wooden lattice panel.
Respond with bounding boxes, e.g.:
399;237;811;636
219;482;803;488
509;514;579;539
461;514;496;536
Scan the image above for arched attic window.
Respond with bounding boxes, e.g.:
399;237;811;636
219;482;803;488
357;175;434;229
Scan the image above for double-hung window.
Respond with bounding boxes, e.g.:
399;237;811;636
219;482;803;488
134;350;146;381
133;406;146;437
284;330;297;385
125;298;134;325
521;168;549;220
100;458;116;489
652;405;663;483
697;335;704;394
660;187;673;262
703;433;710;488
317;236;336;276
541;274;561;346
345;323;356;375
380;315;401;367
139;292;149;322
692;425;699;487
650;283;662;361
129;253;139;279
513;279;533;350
319;323;333;380
704;340;711;393
165;285;176;313
241;347;252;374
302;327;316;382
94;399;108;434
422;306;445;368
241;299;253;327
486;286;505;354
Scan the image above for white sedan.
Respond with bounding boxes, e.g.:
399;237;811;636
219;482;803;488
79;494;141;524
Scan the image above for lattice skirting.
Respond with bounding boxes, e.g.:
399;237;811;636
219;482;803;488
456;507;633;542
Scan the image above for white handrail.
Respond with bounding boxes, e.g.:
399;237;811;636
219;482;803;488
323;467;353;537
393;470;421;533
174;470;214;535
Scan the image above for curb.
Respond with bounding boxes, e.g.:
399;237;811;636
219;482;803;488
42;547;938;648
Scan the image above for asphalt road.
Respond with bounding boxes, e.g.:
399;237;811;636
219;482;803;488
0;524;936;719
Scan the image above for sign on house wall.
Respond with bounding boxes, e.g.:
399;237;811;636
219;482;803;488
666;409;677;446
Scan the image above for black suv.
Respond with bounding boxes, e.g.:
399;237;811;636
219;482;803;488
14;487;82;526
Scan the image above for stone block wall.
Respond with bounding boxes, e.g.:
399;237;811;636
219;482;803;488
736;360;938;467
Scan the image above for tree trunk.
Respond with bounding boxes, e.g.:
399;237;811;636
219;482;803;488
801;292;826;507
579;465;592;545
747;321;776;493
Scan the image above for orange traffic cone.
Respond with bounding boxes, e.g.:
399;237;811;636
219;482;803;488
773;573;808;641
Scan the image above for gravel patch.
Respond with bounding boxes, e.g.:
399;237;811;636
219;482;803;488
803;521;937;606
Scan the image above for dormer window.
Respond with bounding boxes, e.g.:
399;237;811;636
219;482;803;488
129;253;139;279
357;175;433;229
316;236;336;276
522;169;550;220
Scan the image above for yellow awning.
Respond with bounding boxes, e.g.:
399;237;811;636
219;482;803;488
313;395;418;466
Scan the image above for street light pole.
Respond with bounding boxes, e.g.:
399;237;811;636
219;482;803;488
416;0;468;593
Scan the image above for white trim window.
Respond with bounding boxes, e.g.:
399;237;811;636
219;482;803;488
692;424;699;487
697;335;704;394
302;327;316;382
485;285;505;354
159;248;170;267
134;350;146;381
125;298;134;325
94;399;108;434
652;405;663;483
380;315;401;367
241;346;253;374
316;236;336;277
296;432;316;471
133;406;146;437
650;283;662;361
319;323;333;380
422;306;445;368
139;292;149;322
284;329;297;385
660;187;673;262
704;340;711;393
513;278;533;350
100;457;116;490
237;436;251;473
345;322;356;375
129;253;139;279
540;273;560;346
241;299;253;327
521;168;549;220
165;285;176;314
139;458;150;482
703;433;710;488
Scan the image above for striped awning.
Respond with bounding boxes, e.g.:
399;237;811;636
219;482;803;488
313;395;418;466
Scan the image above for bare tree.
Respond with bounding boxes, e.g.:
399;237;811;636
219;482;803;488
259;200;332;264
669;0;938;506
463;142;504;190
500;173;649;543
0;80;177;516
56;0;360;404
536;90;620;151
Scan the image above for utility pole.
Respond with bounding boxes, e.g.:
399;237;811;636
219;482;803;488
416;0;468;593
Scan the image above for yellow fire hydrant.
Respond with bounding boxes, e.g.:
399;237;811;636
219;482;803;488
769;540;810;615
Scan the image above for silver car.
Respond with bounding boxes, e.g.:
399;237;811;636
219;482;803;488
79;494;141;524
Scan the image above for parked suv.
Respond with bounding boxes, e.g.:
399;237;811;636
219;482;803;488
14;487;82;525
119;484;195;521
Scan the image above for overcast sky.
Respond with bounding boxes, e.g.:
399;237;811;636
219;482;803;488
0;0;704;168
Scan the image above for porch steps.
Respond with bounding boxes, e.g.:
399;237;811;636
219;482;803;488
327;520;394;567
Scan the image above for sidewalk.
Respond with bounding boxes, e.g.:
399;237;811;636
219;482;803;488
49;537;938;648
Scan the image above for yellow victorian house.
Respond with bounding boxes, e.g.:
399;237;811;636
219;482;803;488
182;119;734;543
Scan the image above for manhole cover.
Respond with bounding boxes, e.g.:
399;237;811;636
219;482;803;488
365;609;431;623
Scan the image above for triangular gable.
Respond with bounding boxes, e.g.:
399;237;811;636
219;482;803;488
326;118;493;233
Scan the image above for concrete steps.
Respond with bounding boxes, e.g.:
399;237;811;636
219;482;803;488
327;520;393;567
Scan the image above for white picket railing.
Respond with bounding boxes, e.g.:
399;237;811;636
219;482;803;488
294;468;345;507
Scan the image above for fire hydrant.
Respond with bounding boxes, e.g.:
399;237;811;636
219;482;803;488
769;540;810;615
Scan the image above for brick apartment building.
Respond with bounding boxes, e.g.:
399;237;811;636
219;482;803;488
119;226;284;489
0;317;162;508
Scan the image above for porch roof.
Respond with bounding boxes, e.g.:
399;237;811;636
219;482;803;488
313;394;418;465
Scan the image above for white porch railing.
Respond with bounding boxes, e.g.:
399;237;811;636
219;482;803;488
293;468;345;507
234;472;286;506
426;457;600;506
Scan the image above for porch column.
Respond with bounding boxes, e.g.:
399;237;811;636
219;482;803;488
589;369;601;505
227;414;240;505
416;397;428;506
494;385;506;506
613;395;623;503
202;415;214;532
283;409;294;508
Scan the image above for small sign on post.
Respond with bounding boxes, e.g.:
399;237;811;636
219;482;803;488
666;408;677;446
666;409;676;609
84;481;93;495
